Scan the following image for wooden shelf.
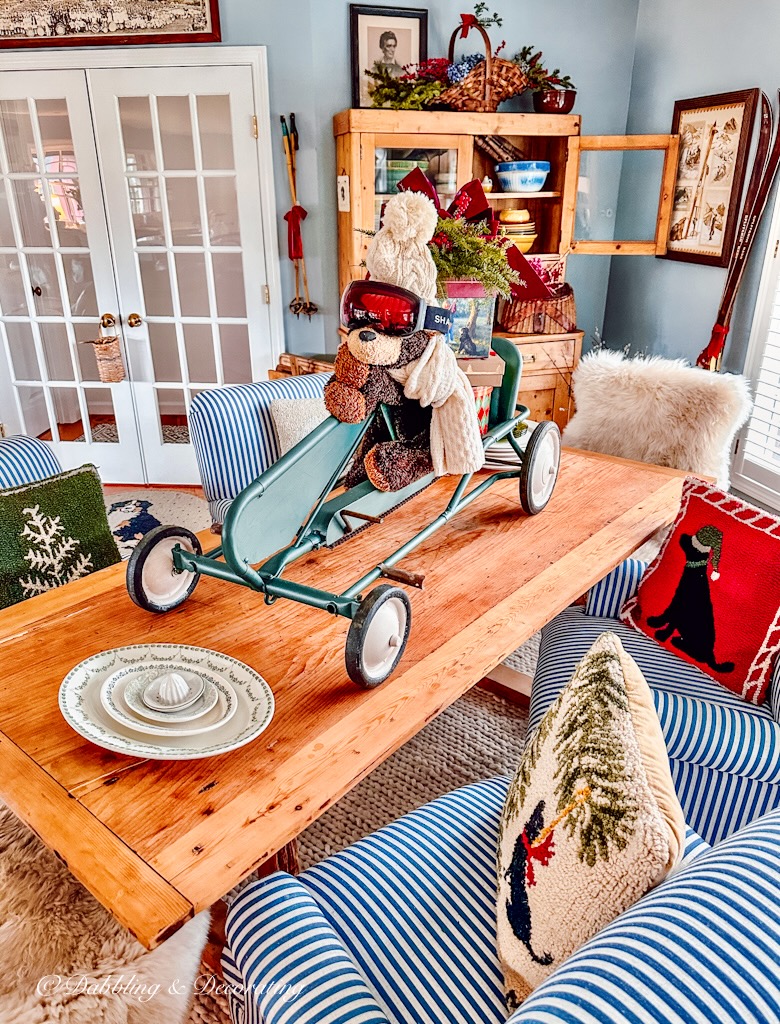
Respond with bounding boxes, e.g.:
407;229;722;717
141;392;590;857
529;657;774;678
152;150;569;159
487;191;561;200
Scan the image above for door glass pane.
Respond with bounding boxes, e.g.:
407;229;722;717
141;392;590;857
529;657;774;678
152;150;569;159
138;253;174;316
0;100;37;173
149;323;182;382
220;324;251;384
50;387;84;441
84;388;119;443
18;385;49;437
578;149;664;243
47;179;87;246
74;323;101;381
0;253;27;315
40;323;73;381
158;97;195;170
62;253;97;316
119;97;157;172
155;389;190;443
212;253;246;317
184;324;217;383
0;182;14;246
175;253;209;316
375;146;457;228
198;95;234;170
28;254;62;316
165;178;201;245
204;177;240;245
129;177;163;246
5;322;40;380
12;180;52;246
37;99;77;172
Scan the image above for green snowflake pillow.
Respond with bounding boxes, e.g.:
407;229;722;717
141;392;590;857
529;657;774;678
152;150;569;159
497;632;686;1011
0;465;120;609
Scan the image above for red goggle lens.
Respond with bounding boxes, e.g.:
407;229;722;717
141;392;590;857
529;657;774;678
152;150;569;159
340;281;421;336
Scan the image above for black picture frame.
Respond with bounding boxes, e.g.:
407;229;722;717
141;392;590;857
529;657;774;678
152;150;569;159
661;88;759;268
350;4;428;109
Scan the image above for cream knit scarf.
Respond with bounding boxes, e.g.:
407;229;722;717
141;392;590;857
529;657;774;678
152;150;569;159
389;334;485;477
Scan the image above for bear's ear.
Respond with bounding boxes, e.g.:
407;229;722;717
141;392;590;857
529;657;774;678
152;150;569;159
347;327;402;366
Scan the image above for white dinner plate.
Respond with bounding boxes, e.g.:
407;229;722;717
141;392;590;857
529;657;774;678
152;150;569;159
100;669;237;737
115;664;221;724
59;644;274;760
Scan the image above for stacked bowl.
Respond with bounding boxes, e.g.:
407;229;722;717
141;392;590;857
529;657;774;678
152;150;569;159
495;160;550;193
499;208;536;254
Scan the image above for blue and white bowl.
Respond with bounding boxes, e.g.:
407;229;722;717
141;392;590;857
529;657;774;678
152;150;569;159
495;160;550;193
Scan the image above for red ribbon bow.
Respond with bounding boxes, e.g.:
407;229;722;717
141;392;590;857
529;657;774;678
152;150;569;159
459;12;479;38
398;167;492;223
283;204;307;261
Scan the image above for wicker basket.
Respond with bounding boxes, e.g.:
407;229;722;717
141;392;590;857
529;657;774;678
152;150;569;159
497;283;577;335
92;335;126;383
439;24;527;113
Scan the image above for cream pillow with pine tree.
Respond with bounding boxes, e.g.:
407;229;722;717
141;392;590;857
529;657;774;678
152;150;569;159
496;632;686;1010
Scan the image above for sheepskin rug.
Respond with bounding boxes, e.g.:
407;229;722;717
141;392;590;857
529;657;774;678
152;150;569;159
0;801;208;1024
562;350;752;488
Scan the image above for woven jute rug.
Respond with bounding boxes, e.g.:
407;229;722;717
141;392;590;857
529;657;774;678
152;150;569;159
188;686;529;1024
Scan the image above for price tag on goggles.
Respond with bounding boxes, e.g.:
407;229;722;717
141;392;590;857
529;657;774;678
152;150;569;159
340;280;453;337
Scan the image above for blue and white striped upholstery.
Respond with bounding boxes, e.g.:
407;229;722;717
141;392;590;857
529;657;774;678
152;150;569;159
0;434;61;489
771;657;780;724
511;806;780;1024
584;558;647;617
225;779;709;1024
189;374;330;523
533;607;780;844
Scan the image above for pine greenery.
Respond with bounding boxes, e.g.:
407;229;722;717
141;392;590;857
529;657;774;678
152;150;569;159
430;217;519;299
367;64;445;110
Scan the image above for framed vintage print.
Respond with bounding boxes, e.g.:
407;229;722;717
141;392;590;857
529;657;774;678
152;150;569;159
350;4;428;109
0;0;221;48
662;88;759;267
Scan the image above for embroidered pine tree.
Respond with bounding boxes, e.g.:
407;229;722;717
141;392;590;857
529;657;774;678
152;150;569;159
19;503;94;598
552;648;637;866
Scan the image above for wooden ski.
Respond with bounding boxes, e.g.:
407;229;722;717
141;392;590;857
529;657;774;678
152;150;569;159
698;90;780;369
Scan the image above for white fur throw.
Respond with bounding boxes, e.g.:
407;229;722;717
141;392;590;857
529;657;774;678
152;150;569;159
562;350;752;489
0;801;208;1023
390;334;485;476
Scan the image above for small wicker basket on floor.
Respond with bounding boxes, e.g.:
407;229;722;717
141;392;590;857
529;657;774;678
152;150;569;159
497;283;577;335
92;335;126;383
439;23;527;113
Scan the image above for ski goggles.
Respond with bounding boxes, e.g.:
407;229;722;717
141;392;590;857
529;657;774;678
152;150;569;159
340;280;453;336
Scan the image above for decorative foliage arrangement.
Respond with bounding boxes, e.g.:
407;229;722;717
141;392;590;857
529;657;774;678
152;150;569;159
430;216;519;298
366;61;447;110
512;45;577;93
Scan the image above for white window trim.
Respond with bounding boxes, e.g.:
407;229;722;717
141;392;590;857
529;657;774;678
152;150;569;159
731;184;780;509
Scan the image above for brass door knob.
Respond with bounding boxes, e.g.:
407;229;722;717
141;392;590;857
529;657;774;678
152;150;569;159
127;313;143;327
100;312;116;328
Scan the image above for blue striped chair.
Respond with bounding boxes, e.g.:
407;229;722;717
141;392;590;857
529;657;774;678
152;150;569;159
189;375;331;525
531;559;780;846
223;777;780;1024
0;434;61;489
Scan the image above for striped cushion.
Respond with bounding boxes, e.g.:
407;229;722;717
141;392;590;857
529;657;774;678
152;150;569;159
0;435;61;489
771;658;780;724
671;760;780;845
225;778;708;1024
190;375;330;523
509;807;780;1024
585;558;647;618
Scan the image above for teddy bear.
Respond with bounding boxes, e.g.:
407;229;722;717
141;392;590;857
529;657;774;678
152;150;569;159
325;190;485;492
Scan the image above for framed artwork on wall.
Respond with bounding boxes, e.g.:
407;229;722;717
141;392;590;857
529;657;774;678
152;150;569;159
0;0;221;48
662;88;759;267
350;4;428;109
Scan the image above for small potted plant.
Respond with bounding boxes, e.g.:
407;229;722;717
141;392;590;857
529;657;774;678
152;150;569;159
513;45;577;114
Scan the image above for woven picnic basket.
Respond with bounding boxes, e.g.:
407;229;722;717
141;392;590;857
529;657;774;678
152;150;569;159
439;23;527;113
497;283;577;335
92;334;126;383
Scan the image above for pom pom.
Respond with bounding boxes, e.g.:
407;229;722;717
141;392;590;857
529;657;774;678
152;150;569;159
379;191;438;244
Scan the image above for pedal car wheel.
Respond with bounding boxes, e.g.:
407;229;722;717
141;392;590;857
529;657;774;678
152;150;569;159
519;421;561;515
127;525;202;613
346;584;412;688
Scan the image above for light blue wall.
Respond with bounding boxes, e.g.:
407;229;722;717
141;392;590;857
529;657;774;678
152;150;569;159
220;0;641;355
603;0;780;372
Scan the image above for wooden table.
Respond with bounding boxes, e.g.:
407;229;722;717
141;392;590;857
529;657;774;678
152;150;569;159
0;451;685;948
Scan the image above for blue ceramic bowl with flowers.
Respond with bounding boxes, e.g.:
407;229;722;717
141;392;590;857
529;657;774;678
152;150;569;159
495;160;550;193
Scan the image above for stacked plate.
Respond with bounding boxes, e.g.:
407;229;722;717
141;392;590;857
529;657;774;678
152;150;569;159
59;644;274;760
483;423;537;470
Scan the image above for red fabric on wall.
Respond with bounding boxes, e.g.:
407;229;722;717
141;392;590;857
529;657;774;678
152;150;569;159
621;477;780;704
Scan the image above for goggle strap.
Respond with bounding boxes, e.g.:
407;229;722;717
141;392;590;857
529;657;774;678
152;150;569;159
422;305;453;333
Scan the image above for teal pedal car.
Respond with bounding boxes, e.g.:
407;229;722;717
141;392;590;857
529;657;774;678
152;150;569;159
126;337;561;688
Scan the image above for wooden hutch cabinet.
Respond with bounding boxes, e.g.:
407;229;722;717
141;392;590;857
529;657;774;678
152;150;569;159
333;109;679;429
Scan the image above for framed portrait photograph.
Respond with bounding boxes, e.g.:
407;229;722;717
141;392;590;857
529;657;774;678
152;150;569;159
0;0;221;48
350;4;428;109
662;88;759;267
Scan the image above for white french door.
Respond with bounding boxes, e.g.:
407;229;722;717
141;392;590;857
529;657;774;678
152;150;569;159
0;51;280;484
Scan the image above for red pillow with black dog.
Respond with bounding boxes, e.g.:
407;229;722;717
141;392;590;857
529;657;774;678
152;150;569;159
621;477;780;704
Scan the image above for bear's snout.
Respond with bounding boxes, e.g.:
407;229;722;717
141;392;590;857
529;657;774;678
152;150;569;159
347;327;402;366
359;330;377;343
